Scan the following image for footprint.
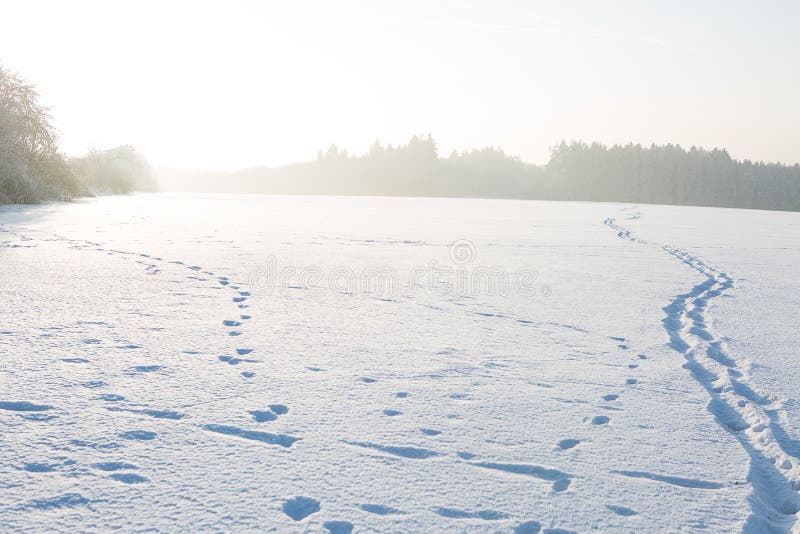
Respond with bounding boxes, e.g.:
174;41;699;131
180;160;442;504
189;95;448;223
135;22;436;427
383;409;402;416
236;349;253;355
269;404;288;415
219;355;257;365
82;380;107;389
282;496;320;521
223;320;241;327
23;463;56;473
26;493;89;511
0;401;53;412
361;378;377;384
250;410;278;423
344;441;439;459
557;439;581;450
204;424;299;447
360;504;405;516
515;520;542;534
626;379;638;385
136;409;186;420
591;416;610;425
457;451;476;460
92;462;137;471
233;297;247;303
628;364;638;369
323;521;353;534
129;365;162;373
395;392;410;398
602;394;619;401
229;331;242;336
242;372;255;378
120;430;157;441
421;428;441;436
552;479;571;492
638;354;648;359
70;439;121;451
606;505;637;516
110;473;149;484
62;358;90;364
434;507;508;520
97;394;125;402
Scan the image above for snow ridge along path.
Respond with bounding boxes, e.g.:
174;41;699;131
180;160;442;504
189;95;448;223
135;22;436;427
605;213;800;534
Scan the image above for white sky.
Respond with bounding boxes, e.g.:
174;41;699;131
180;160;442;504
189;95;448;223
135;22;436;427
1;0;798;169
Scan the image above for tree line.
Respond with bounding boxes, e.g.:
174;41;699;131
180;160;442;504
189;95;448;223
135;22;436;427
0;64;153;205
546;141;800;211
192;136;799;211
218;135;547;199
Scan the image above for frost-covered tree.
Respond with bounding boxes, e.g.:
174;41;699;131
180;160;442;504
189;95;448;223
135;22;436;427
70;145;155;194
0;63;82;204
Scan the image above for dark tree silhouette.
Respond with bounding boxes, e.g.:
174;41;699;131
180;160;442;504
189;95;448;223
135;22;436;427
547;141;800;211
205;136;799;211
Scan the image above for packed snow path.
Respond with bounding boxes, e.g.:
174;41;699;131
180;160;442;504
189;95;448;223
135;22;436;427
606;213;800;533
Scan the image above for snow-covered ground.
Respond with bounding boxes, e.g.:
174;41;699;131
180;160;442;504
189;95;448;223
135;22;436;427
1;194;798;533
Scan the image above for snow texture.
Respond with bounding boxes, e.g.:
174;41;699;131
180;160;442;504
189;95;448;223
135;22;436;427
1;194;799;532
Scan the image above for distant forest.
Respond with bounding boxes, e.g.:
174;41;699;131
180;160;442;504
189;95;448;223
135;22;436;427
163;135;800;212
0;64;153;205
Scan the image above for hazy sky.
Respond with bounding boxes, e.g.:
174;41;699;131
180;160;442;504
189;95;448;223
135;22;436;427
1;0;798;169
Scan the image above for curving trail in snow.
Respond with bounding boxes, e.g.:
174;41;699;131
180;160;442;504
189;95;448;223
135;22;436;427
605;213;800;533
